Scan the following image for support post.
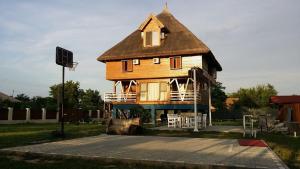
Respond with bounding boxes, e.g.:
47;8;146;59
208;81;212;126
8;107;13;121
42;108;46;120
151;108;156;127
60;66;65;136
26;108;31;122
193;68;198;132
112;107;117;118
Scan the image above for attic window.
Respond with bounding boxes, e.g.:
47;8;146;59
145;31;160;47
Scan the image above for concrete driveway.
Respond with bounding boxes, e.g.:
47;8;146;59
1;134;288;169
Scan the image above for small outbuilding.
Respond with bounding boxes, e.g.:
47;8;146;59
270;95;300;123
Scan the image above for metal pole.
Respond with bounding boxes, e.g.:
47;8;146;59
61;66;65;136
193;69;198;132
208;81;212;126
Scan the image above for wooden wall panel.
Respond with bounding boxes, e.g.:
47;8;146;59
106;56;204;80
277;103;300;123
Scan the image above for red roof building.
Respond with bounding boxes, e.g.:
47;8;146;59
270;96;300;123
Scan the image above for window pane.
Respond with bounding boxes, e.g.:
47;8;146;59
160;83;167;92
140;92;147;101
160;92;167;101
140;83;147;92
152;31;159;46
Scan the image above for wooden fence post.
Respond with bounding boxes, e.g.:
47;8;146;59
42;108;46;120
89;110;92;118
8;107;13;121
97;110;100;119
26;108;31;122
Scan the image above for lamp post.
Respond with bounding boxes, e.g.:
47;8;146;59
193;68;198;132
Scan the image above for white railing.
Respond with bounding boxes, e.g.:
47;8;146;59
170;91;201;101
104;92;137;102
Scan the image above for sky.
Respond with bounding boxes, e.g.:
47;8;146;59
0;0;299;97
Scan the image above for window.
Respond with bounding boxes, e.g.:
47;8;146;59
122;60;133;72
145;31;160;47
170;56;182;69
140;82;168;101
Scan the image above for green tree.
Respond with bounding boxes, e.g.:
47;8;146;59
231;84;277;108
15;93;30;102
211;82;227;113
79;89;103;111
49;80;80;109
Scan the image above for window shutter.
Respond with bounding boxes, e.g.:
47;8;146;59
127;60;133;72
146;32;152;46
122;60;126;72
175;57;182;69
170;57;174;69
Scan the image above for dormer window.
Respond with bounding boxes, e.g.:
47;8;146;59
145;31;160;47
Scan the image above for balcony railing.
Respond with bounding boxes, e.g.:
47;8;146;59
104;92;137;102
104;91;201;102
170;91;201;102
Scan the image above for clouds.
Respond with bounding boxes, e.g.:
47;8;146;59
0;0;299;97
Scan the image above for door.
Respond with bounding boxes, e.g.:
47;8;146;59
148;83;160;101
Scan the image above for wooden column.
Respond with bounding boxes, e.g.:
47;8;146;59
193;68;198;132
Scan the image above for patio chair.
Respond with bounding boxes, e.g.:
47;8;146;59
202;114;207;128
167;114;177;128
181;116;190;128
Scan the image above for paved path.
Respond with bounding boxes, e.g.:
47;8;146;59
1;135;288;169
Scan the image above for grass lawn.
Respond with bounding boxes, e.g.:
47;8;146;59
0;123;105;149
0;123;299;169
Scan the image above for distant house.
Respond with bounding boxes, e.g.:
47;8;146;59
270;95;300;123
97;7;222;125
0;92;20;103
225;97;239;109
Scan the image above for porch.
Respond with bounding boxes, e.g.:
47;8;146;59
104;78;205;103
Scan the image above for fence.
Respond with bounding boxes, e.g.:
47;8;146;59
212;112;243;120
0;107;104;124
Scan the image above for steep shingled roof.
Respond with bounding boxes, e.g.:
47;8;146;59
97;9;222;71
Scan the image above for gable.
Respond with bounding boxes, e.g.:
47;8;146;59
138;14;164;31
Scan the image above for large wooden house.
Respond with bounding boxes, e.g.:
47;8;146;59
97;7;222;126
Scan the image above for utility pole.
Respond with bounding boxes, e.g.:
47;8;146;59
61;65;65;136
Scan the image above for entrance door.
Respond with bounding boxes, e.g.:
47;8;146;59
148;83;160;101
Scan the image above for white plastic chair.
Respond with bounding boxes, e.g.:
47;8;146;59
202;114;207;128
167;114;177;128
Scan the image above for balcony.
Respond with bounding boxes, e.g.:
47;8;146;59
170;91;201;102
104;91;202;103
104;92;137;102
